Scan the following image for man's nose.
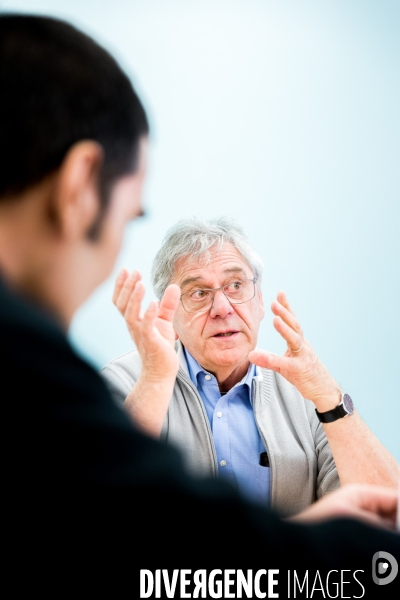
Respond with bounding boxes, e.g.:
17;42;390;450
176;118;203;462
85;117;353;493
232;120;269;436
209;289;233;318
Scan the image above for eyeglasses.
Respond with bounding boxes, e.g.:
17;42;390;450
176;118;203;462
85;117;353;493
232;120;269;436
180;278;258;313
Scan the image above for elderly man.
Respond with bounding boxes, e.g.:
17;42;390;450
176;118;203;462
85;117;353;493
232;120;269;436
1;15;399;592
102;217;399;516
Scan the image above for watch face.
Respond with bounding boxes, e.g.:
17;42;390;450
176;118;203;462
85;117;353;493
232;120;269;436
343;393;354;414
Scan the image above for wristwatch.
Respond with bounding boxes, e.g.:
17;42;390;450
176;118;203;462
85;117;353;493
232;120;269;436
315;392;354;423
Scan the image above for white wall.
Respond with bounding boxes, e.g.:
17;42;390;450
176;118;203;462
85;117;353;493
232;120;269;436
2;0;399;460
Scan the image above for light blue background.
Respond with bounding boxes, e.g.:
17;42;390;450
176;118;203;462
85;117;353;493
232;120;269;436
2;0;399;461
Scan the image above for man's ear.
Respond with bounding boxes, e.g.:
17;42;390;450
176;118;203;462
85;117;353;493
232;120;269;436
48;141;104;240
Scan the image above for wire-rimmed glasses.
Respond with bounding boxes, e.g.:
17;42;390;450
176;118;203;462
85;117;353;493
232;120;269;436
180;277;258;313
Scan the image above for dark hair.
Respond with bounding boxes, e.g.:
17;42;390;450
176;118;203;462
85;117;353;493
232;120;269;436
0;14;149;236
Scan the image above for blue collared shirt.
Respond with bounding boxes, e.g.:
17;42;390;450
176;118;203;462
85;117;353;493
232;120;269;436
184;347;270;506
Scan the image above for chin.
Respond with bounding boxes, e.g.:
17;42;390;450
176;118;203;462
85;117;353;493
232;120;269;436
212;348;248;368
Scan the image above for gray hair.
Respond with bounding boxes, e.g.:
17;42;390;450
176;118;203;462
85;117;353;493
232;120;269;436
151;216;264;299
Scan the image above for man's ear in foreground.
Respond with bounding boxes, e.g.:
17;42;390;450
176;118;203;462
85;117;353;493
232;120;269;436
48;141;104;242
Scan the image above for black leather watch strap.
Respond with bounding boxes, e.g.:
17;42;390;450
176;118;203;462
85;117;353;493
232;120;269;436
315;404;347;423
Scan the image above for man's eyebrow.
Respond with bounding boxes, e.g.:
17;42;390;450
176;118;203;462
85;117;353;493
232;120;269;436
180;276;203;288
180;268;248;289
222;267;247;275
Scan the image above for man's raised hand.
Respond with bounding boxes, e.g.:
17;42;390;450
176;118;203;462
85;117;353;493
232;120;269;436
112;269;182;436
113;268;180;381
248;291;341;411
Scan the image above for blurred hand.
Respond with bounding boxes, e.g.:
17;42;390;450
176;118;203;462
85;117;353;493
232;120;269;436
290;483;399;529
248;291;341;411
113;269;180;383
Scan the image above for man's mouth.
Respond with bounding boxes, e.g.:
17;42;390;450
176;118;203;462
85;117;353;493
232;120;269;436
213;331;238;337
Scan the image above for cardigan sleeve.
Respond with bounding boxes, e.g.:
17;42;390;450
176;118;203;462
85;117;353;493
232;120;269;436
100;350;142;408
311;410;340;498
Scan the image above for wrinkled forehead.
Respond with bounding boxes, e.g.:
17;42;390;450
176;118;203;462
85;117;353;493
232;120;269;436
173;243;254;286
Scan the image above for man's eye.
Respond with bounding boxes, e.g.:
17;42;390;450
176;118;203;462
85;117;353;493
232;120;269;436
226;281;243;292
190;289;209;300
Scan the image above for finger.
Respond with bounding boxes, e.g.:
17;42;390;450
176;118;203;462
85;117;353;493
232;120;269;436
141;300;159;344
114;270;141;314
271;299;303;337
356;485;398;520
277;290;297;317
248;349;294;374
316;507;393;529
157;284;181;323
338;506;396;530
124;279;146;327
112;268;129;305
273;316;303;352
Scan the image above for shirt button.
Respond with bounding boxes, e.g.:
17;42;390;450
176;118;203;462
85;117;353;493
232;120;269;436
205;374;211;381
220;460;227;467
216;411;222;418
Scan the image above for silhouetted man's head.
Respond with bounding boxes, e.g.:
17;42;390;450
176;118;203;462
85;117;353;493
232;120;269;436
0;14;149;323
